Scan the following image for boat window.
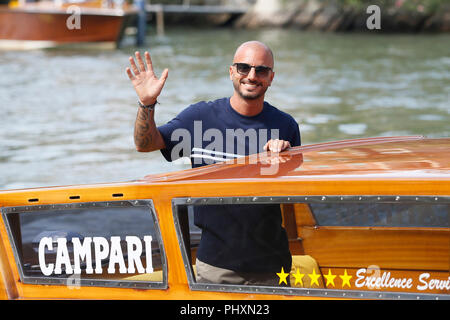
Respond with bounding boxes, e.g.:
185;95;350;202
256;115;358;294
173;196;449;300
310;202;449;227
2;200;166;289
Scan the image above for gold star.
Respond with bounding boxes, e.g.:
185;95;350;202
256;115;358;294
323;269;337;287
308;269;321;287
276;267;289;285
292;268;305;286
339;269;352;288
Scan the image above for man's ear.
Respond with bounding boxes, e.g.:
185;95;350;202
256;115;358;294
269;71;275;86
229;65;233;80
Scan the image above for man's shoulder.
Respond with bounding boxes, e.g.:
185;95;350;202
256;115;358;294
193;97;228;108
264;102;298;124
185;97;228;112
176;97;226;119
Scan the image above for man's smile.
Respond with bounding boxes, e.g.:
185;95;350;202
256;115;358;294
241;81;261;90
234;77;268;100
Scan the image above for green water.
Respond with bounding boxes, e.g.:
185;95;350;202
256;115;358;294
1;27;449;189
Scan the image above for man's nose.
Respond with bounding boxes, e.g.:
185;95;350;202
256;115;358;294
246;67;258;80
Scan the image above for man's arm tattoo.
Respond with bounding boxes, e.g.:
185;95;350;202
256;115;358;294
134;108;154;150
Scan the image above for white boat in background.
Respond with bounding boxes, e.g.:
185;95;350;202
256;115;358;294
0;0;138;49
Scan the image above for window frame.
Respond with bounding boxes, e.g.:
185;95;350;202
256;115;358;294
2;200;168;290
172;195;449;300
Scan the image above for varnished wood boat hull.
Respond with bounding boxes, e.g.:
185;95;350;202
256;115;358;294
0;3;136;48
0;137;448;300
0;12;125;42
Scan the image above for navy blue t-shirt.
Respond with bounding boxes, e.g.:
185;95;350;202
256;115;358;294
158;97;300;166
158;97;301;272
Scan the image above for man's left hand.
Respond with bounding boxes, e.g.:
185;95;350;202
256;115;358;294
263;139;291;153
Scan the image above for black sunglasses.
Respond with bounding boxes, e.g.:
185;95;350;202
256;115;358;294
233;63;272;77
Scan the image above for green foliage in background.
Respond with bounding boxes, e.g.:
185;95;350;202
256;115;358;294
337;0;445;14
146;0;447;15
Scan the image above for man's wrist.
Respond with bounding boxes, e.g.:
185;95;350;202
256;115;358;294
138;100;157;110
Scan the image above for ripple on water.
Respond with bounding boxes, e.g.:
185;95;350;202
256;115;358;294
0;29;449;189
338;123;368;135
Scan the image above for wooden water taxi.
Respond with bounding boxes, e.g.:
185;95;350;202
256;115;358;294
0;136;449;300
0;0;137;50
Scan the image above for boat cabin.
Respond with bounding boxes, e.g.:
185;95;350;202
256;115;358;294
0;136;449;300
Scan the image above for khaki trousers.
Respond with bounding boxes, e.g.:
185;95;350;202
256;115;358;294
195;258;290;287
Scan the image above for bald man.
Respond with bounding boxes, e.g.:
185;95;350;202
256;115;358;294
127;41;301;286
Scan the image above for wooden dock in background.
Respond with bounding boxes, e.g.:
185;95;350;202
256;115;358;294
146;4;247;15
144;4;248;36
131;1;249;45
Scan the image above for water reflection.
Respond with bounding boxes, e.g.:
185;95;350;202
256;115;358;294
0;28;449;189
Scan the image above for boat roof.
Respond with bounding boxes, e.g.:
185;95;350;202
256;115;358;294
140;136;450;183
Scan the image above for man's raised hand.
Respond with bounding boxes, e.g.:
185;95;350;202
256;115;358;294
126;51;168;106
